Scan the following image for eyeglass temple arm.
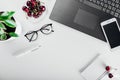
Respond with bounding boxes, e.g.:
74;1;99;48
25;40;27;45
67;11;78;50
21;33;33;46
39;23;53;30
35;23;53;32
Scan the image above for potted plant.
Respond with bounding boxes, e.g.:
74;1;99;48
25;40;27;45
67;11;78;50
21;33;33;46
0;11;21;41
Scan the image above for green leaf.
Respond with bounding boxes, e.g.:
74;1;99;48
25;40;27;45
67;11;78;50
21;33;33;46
4;19;16;28
0;33;7;40
0;12;9;20
7;11;15;19
0;16;8;21
0;11;15;21
0;23;6;30
0;28;5;34
9;32;18;37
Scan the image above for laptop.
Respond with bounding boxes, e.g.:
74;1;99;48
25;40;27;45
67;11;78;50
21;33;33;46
50;0;120;41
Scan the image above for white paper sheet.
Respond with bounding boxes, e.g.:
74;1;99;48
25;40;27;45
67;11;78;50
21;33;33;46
81;55;106;80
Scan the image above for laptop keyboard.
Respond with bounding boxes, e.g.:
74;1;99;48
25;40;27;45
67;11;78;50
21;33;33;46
80;0;120;18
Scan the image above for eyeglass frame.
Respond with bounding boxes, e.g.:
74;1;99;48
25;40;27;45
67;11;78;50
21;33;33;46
24;23;54;42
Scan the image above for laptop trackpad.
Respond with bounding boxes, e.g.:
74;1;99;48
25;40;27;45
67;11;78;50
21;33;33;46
74;9;99;30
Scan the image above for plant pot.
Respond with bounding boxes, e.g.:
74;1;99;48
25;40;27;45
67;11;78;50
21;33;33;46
0;17;22;42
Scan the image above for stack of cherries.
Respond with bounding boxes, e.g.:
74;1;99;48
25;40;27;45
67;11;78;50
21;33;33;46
105;66;118;79
22;0;46;18
106;66;113;78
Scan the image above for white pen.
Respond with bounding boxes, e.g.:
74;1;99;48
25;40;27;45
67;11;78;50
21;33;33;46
13;44;41;57
96;71;108;80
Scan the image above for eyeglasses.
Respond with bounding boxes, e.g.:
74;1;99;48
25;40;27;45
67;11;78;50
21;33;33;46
25;23;54;42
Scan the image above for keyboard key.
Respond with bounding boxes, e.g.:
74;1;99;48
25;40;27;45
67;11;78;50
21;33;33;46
115;4;119;8
104;0;107;3
114;13;119;17
116;9;120;13
102;8;106;12
106;9;110;13
111;2;115;6
110;11;114;15
108;5;112;9
100;2;104;6
104;4;108;8
112;7;116;11
97;1;100;5
115;0;119;3
108;1;112;5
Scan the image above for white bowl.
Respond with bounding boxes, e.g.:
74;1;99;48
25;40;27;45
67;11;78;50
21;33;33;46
24;2;47;23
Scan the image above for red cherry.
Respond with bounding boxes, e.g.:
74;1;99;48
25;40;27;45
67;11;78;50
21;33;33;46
33;13;39;18
30;0;36;2
25;8;29;13
108;73;113;78
31;1;36;7
26;1;32;6
27;12;32;17
22;6;29;13
38;11;42;15
40;6;46;11
106;66;111;71
22;6;27;11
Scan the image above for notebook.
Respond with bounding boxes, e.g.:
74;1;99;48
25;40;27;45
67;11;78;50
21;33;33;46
80;54;106;80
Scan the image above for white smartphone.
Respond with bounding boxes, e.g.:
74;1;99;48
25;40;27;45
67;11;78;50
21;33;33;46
101;18;120;51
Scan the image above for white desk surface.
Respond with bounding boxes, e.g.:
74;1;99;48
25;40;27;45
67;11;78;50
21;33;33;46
0;0;120;80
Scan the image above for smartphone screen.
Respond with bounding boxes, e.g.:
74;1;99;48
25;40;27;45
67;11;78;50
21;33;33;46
103;22;120;48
